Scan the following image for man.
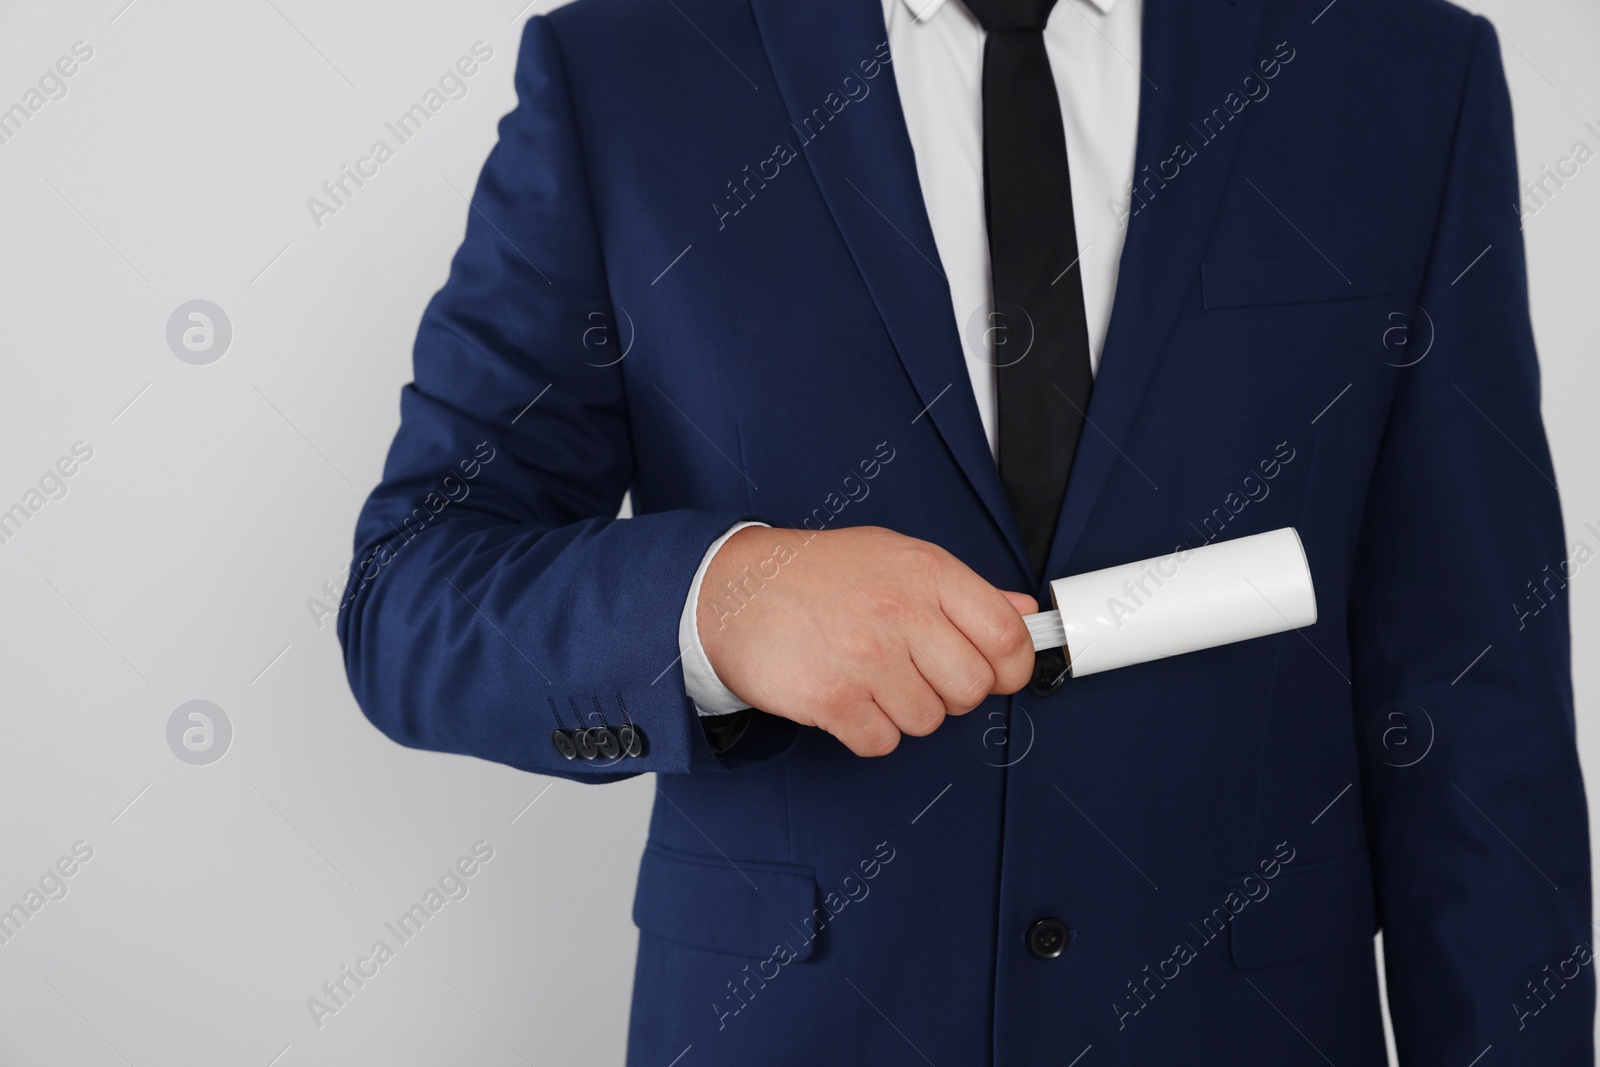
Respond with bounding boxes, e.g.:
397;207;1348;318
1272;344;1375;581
338;0;1593;1061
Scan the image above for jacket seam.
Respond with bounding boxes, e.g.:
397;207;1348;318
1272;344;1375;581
538;16;638;485
1349;15;1488;1040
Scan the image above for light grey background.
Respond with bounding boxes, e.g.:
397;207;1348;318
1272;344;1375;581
0;1;1594;1064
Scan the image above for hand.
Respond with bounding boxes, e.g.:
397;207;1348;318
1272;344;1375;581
698;525;1038;757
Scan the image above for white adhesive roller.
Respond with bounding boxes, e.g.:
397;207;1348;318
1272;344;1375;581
1024;527;1317;677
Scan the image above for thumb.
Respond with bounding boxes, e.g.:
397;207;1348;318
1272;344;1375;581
999;590;1039;617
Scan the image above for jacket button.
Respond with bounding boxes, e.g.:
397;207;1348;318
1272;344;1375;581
592;727;621;760
551;730;578;760
573;729;598;760
1027;649;1068;697
618;723;646;758
1026;917;1069;959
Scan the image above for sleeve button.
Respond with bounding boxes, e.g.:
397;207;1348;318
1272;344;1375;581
551;730;578;760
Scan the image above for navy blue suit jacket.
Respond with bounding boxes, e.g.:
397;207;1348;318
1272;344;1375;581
339;0;1593;1061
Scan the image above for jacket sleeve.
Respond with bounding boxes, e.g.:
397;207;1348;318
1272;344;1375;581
1349;16;1592;1062
337;17;795;782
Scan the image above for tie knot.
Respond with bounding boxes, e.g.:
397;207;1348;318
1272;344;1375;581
962;0;1059;31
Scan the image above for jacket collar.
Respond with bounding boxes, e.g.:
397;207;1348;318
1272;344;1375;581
897;0;1120;22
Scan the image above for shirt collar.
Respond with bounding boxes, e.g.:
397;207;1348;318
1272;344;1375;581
901;0;1119;22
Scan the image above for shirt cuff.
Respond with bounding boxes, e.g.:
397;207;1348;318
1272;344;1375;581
680;520;769;716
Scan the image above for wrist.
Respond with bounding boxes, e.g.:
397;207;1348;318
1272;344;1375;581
680;521;767;716
700;524;774;643
698;525;802;658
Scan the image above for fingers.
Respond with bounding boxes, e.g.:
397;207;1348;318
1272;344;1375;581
871;656;951;737
901;616;995;715
935;566;1038;695
782;531;1044;758
819;699;903;758
813;654;951;756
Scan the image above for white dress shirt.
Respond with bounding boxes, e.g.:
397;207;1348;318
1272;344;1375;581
681;0;1144;715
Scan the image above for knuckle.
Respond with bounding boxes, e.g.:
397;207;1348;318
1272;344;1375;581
853;723;901;757
940;677;985;716
947;693;984;717
900;706;944;737
917;689;951;733
986;656;1027;694
835;629;884;669
993;658;1031;694
872;590;919;629
905;539;950;578
994;618;1032;659
811;676;866;721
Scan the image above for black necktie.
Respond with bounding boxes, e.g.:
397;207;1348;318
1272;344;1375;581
964;0;1093;578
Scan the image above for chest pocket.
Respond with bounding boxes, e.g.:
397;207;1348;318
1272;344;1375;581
1202;255;1392;309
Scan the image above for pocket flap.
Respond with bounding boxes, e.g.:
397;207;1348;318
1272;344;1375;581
1202;256;1390;309
633;842;818;960
1229;852;1377;970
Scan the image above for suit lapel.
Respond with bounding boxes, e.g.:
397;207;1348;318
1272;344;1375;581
746;0;1270;583
1042;0;1271;576
746;0;1035;579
